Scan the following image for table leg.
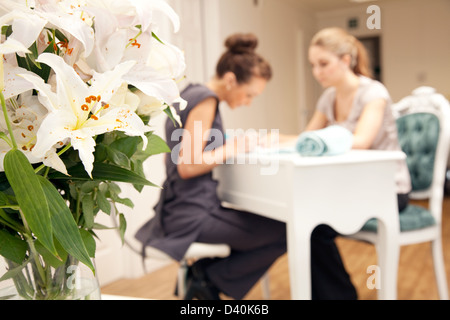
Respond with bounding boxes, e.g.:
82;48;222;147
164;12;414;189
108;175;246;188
286;221;313;300
376;217;399;300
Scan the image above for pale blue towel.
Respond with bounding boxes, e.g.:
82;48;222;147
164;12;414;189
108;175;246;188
296;125;353;156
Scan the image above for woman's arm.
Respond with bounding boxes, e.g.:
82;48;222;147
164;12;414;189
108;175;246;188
352;98;387;149
267;110;328;148
305;110;328;131
176;97;250;179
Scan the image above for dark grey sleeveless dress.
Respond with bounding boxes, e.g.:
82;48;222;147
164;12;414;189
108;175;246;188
135;84;287;299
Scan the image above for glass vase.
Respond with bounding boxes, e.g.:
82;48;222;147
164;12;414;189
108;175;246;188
0;253;100;300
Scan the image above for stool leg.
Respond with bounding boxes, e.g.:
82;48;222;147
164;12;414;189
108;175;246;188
261;272;271;299
177;260;189;299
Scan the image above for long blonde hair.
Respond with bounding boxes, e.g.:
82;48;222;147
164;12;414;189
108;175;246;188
310;27;372;78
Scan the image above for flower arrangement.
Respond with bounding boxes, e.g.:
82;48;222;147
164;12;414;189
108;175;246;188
0;0;185;299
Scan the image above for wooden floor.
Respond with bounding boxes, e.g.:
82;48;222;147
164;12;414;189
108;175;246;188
101;197;450;300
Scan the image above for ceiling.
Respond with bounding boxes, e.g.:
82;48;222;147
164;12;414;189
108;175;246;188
296;0;383;12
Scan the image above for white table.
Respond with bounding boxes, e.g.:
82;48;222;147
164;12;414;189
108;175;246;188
213;149;405;300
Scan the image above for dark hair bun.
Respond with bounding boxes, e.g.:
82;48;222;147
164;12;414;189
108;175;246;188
225;33;258;54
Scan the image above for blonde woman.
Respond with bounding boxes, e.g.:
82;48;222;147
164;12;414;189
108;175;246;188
305;27;411;299
307;27;411;209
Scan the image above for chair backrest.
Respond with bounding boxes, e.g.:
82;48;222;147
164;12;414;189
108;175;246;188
392;87;450;223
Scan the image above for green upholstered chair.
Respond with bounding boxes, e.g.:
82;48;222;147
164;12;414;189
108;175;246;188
350;87;450;300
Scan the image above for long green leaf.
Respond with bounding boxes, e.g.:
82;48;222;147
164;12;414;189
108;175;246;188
0;257;31;282
79;229;96;258
145;133;171;156
49;163;160;187
37;176;94;273
4;150;56;255
34;239;67;269
0;230;27;264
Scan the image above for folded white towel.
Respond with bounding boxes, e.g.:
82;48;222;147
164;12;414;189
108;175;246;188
296;125;353;156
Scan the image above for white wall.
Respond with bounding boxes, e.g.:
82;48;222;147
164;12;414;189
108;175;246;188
208;0;318;134
315;0;450;102
383;0;450;102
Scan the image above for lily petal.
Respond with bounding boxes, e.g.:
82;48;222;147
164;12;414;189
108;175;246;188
124;64;180;106
71;134;96;178
3;65;36;99
0;37;31;55
84;106;148;149
0;10;47;50
132;0;180;33
89;60;136;111
37;8;95;56
36;52;90;116
32;108;77;158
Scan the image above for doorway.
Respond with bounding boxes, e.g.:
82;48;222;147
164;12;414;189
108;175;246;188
359;36;382;82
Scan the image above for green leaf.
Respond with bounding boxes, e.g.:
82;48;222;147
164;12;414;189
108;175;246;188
1;25;12;37
0;132;12;148
96;187;111;214
0;192;10;206
80;181;99;194
0;257;31;282
164;105;180;128
144;133;171;156
54;29;68;45
37;176;94;272
105;146;131;168
81;195;95;229
26;42;41;69
49;162;161;187
0;230;27;264
110;136;140;158
34;239;67;269
131;159;145;192
118;213;126;245
94;144;108;162
111;195;134;208
79;229;96;258
132;133;170;163
92;222;113;230
4;149;56;256
152;32;165;44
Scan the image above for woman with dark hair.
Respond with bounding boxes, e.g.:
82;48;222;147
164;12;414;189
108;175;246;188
136;33;287;300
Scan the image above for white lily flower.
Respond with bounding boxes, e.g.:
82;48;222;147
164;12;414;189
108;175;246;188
0;93;67;173
0;37;30;56
81;0;185;107
0;10;47;53
123;33;186;81
19;53;148;177
0;38;36;98
135;90;165;118
35;3;95;58
0;0;95;61
109;83;140;113
127;0;180;33
2;64;40;100
85;0;180;32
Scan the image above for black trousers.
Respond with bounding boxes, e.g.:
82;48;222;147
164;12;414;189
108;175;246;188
311;224;357;300
311;193;410;300
197;207;355;300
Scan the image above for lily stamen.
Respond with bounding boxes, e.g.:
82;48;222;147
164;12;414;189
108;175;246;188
126;27;143;49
